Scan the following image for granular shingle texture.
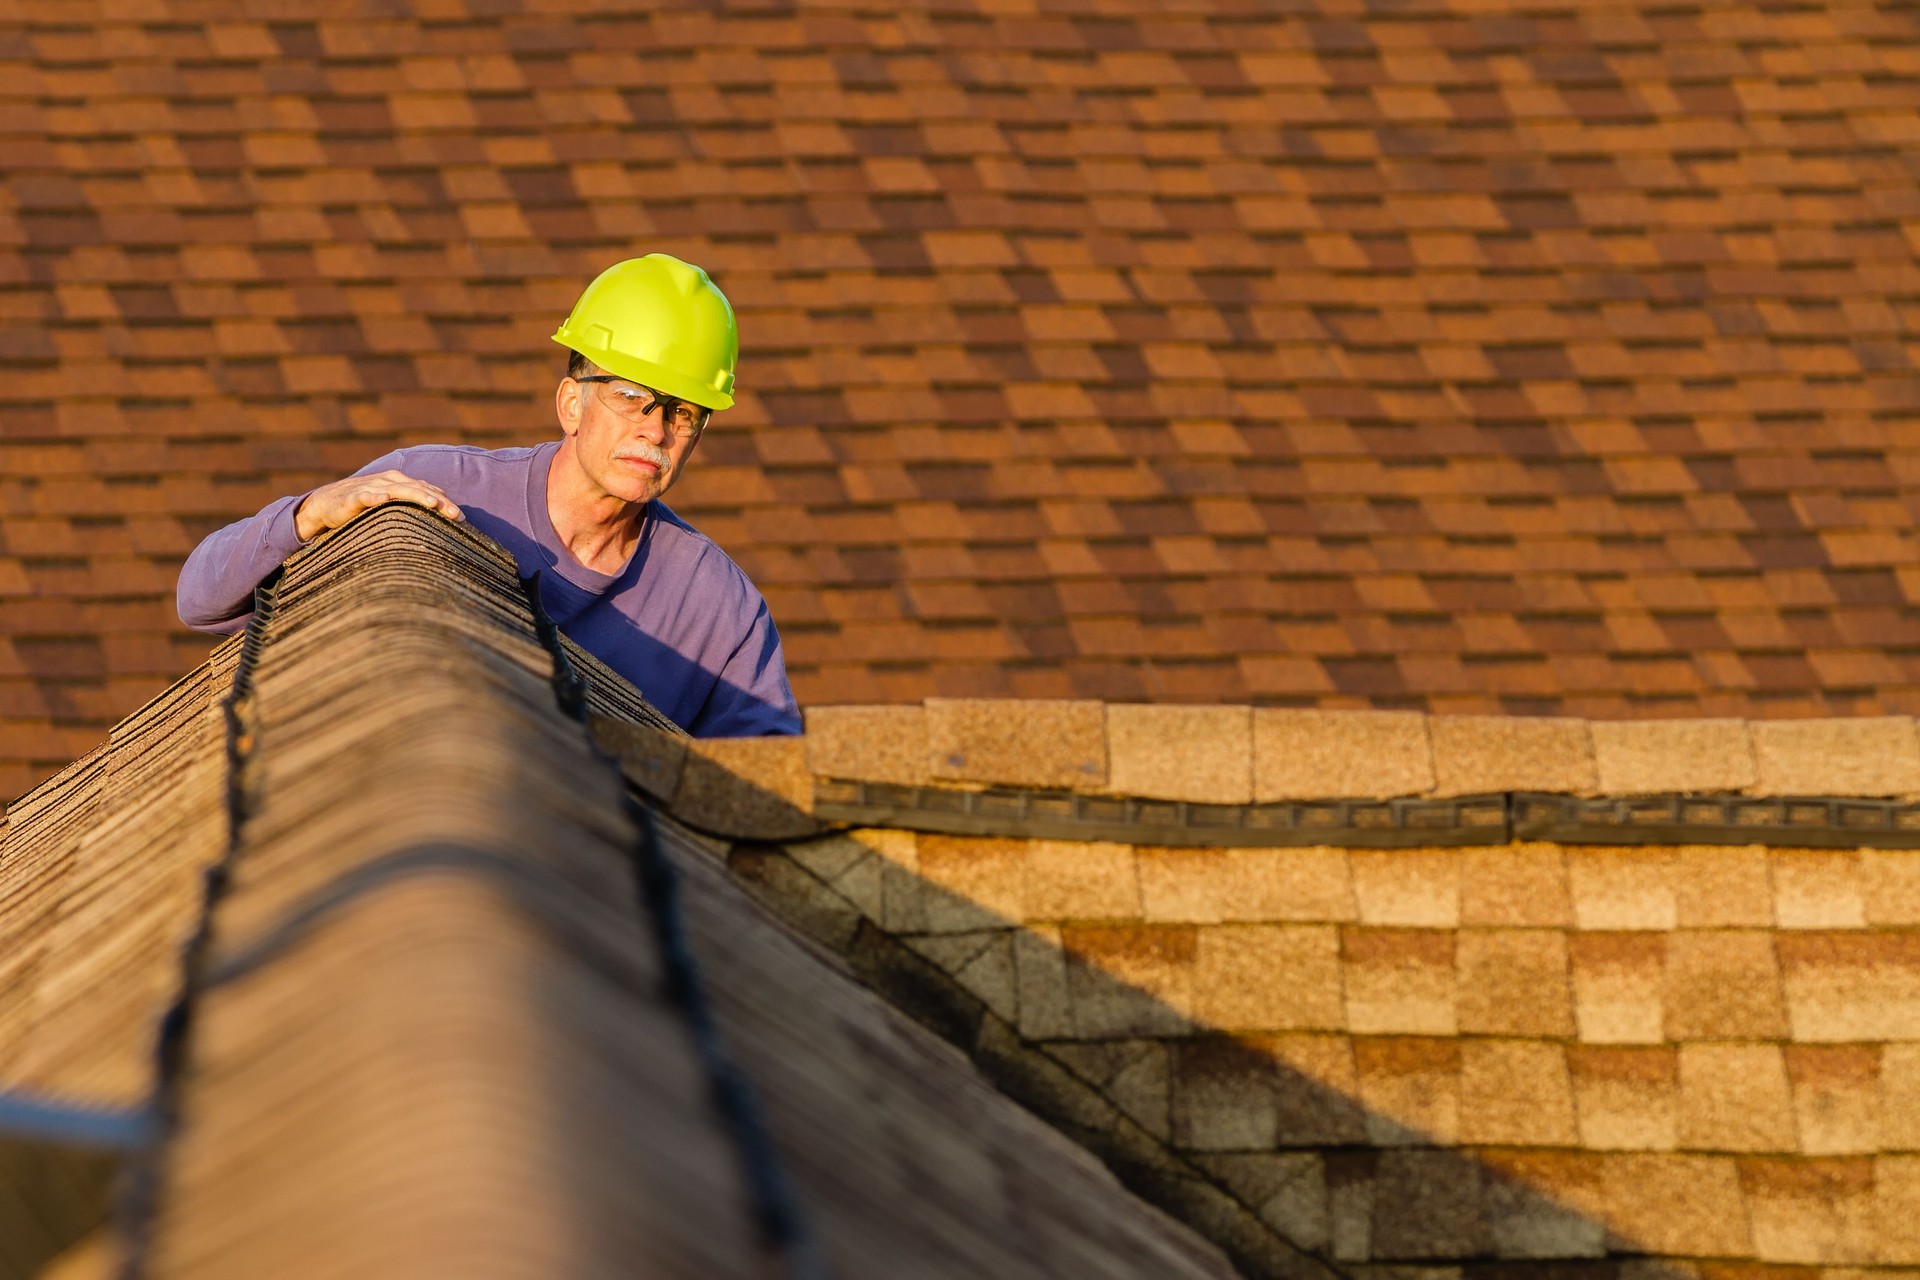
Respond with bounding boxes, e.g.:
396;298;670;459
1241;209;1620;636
3;504;1247;1278
741;823;1920;1269
9;1;1920;798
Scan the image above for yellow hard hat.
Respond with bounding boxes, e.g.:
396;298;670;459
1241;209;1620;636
552;254;738;411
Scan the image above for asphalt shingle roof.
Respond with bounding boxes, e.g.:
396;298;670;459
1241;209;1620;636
0;505;1246;1277
7;1;1920;796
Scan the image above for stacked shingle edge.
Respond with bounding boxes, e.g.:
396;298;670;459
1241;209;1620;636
0;505;1243;1279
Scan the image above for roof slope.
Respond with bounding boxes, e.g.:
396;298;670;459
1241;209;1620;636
663;813;1256;1280
7;1;1920;797
0;645;233;1108
1;505;1240;1279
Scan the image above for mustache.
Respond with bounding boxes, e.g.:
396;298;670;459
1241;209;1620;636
613;443;672;467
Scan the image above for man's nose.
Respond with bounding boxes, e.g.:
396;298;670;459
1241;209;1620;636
632;406;672;446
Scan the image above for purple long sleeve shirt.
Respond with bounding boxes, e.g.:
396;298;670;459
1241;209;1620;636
177;442;801;738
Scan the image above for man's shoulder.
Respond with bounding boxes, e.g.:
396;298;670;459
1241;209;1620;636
383;443;542;476
370;444;547;512
648;503;764;601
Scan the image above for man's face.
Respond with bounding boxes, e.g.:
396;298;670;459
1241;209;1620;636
555;373;704;506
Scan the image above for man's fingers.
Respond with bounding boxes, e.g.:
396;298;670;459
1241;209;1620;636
355;482;463;523
393;485;464;522
302;471;464;539
386;479;464;522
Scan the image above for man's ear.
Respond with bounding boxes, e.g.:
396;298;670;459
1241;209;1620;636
555;377;583;438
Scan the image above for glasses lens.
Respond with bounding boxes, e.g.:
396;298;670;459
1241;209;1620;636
667;402;707;435
595;381;703;437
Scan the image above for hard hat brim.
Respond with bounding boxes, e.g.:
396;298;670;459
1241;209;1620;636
552;329;736;413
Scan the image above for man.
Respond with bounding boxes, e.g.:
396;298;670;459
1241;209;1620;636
178;254;800;737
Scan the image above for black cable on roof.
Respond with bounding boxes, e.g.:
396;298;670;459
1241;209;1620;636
523;569;831;1280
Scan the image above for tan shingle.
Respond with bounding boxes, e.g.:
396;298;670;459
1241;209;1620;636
1459;843;1573;928
804;704;930;787
1353;1037;1461;1147
1670;843;1775;928
1740;1154;1877;1263
1780;935;1920;1042
1348;848;1461;928
926;698;1107;790
1676;1044;1797;1153
1598;1155;1753;1258
1428;715;1597;797
1022;839;1139;921
1785;1046;1882;1156
1588;718;1756;795
1106;704;1253;804
1567;1046;1678;1152
1191;925;1343;1033
678;735;817;839
1662;931;1790;1041
1771;848;1868;930
1567;847;1677;931
1749;717;1920;796
1457;1040;1578;1147
1368;1148;1493;1258
1342;928;1456;1036
1251;709;1433;801
1455;929;1575;1038
1568;933;1666;1045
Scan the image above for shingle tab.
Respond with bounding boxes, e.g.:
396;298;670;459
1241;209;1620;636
1252;708;1433;801
925;697;1107;790
1750;717;1920;797
1588;719;1756;796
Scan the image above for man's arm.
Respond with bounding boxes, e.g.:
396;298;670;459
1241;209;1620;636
687;598;803;737
176;456;464;633
176;494;308;633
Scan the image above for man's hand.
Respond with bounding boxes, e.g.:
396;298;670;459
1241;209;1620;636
293;471;465;542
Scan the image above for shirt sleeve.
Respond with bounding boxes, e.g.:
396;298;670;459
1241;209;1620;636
175;450;409;634
685;596;803;737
